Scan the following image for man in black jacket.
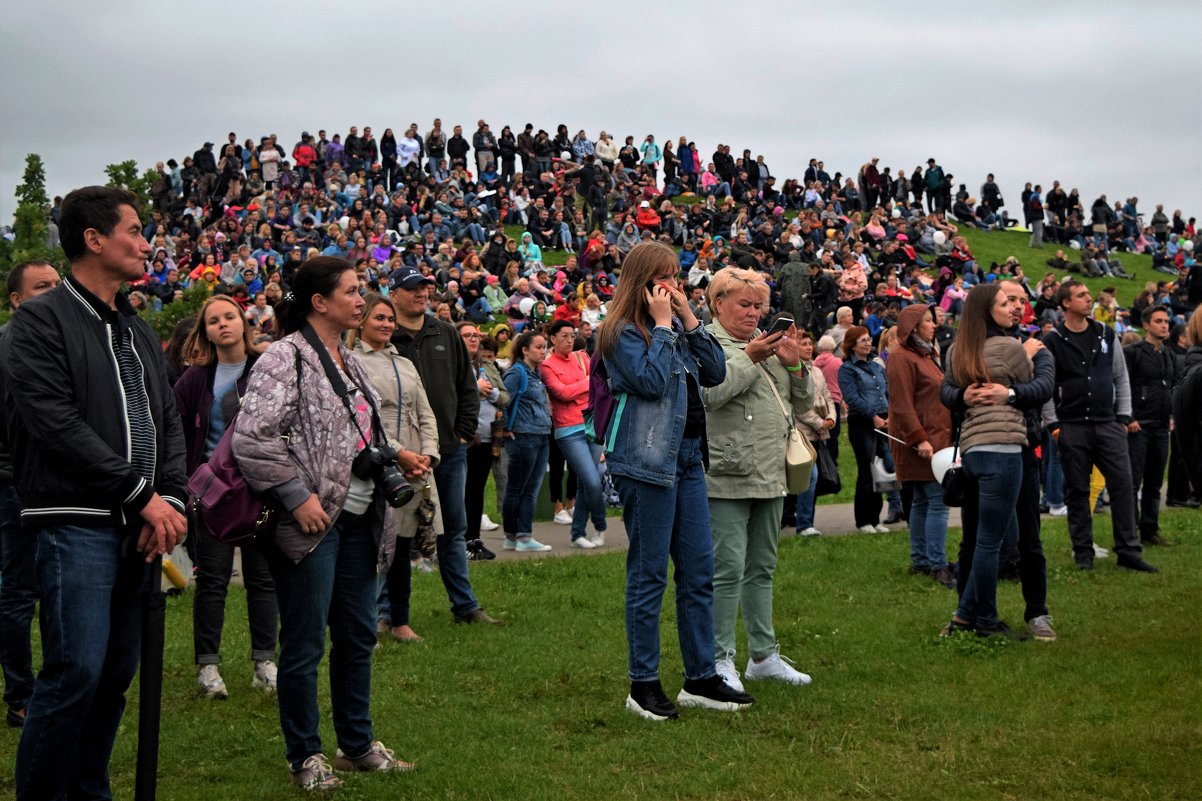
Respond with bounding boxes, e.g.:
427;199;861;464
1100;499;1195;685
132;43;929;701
1124;306;1177;545
0;187;188;800
446;125;470;171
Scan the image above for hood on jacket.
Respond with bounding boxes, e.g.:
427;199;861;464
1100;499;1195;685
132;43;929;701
896;303;935;344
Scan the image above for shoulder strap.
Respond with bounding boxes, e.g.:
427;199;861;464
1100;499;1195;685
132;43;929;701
300;325;384;447
758;363;794;427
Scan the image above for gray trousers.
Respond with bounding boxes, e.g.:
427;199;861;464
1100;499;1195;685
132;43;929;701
1057;420;1142;559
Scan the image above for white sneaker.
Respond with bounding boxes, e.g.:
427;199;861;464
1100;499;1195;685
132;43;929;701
515;537;552;552
1093;543;1110;559
571;537;598;549
1049;505;1068;516
856;525;877;534
252;660;278;693
480;514;499;531
744;646;812;686
197;664;229;699
874;524;891;533
799;527;821;537
715;651;745;693
553;510;573;525
588;533;606;547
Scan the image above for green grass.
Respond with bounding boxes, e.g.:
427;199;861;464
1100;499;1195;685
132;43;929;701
6;511;1197;800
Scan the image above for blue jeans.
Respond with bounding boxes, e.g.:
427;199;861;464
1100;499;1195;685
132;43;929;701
906;480;949;570
433;445;480;618
266;511;378;772
615;437;717;683
556;429;608;541
794;460;819;530
1041;431;1065;507
16;525;145;801
0;482;38;712
957;450;1022;627
503;433;549;536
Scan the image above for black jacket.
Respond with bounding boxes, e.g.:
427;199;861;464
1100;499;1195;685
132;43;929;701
0;275;187;529
1124;340;1177;426
1041;319;1132;428
390;316;479;456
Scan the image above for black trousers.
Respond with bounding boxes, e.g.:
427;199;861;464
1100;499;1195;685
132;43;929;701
193;530;278;664
956;446;1048;622
465;441;496;542
1128;425;1169;539
847;416;883;527
1058;421;1142;559
383;535;413;626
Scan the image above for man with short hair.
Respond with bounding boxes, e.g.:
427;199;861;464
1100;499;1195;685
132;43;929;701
388;266;500;624
1041;280;1157;572
1;187;188;799
1124;306;1177;545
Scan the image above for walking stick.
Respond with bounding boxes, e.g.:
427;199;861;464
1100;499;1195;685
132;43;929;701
135;554;166;801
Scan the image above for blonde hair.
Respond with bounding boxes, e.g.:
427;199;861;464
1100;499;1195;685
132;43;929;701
705;267;769;313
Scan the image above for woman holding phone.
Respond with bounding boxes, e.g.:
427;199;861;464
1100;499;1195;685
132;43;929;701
597;242;754;721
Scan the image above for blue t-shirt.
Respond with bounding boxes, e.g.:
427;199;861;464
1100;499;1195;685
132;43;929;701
205;361;246;458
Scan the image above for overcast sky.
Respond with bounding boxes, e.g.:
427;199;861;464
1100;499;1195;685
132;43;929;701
3;1;1200;226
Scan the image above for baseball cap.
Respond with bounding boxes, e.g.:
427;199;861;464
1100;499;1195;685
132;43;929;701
391;265;435;290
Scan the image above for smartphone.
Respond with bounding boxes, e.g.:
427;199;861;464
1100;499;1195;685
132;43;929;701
766;316;795;336
646;280;673;293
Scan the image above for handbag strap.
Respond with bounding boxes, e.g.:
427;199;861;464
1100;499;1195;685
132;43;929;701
757;363;794;429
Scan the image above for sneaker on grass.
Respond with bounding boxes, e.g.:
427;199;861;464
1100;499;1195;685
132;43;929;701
252;659;278;693
626;680;679;721
798;527;821;537
1027;615;1057;641
676;675;755;711
715;650;745;693
197;664;229;700
744;645;812;686
290;753;343;792
334;740;414;772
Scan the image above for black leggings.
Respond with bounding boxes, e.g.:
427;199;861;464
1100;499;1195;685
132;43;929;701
847;416;884;527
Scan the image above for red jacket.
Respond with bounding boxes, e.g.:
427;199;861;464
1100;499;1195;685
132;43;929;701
636;208;662;230
539;350;590;430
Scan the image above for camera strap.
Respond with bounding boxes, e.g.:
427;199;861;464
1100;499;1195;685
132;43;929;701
300;324;385;449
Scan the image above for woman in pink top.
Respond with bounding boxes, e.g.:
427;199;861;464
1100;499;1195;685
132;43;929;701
538;319;608;548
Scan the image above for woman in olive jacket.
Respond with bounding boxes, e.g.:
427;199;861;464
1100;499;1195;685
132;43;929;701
702;269;815;691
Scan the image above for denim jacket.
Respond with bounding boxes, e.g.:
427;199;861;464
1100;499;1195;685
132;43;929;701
838;355;889;419
502;361;552;435
604;320;726;486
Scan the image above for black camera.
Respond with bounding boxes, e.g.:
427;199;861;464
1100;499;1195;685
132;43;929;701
351;443;415;509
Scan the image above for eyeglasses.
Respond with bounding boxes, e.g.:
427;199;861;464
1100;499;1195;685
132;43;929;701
461;332;481;339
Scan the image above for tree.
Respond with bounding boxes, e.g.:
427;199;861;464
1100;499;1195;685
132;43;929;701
1;153;65;283
104;160;157;218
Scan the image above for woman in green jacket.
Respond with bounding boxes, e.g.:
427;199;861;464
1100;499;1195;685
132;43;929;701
702;268;815;692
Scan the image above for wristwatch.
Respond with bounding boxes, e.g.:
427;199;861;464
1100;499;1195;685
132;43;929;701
1006;388;1017;405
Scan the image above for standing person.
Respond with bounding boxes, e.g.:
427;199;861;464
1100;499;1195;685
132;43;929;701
234;258;412;791
942;279;1058;641
353;294;441;645
388;265;501;623
885;305;955;587
838;326;890;533
1124;306;1178;546
1171;312;1202;497
639;135;661;185
173;296;278;699
461;324;509;545
540;320;608;549
941;284;1033;639
793;330;836;537
500;331;554;552
702;270;815;691
1041;280;1158;573
1;187;189;800
0;260;61;730
596;242;753;721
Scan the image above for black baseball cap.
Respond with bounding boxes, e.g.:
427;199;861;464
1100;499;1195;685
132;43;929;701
391;265;435;290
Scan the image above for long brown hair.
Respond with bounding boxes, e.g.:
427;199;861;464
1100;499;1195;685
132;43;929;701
596;241;678;357
345;292;395;349
950;283;1003;387
184;295;255;367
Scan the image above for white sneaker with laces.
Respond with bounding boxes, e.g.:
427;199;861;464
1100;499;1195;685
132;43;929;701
874;524;891;533
715;651;745;693
588;533;606;547
553;510;573;525
799;527;821;537
253;660;278;693
856;525;877;534
197;664;229;699
571;537;598;549
1049;505;1068;516
480;514;499;531
744;646;812;686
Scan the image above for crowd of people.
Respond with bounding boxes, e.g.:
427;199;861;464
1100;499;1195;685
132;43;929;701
1;119;1199;796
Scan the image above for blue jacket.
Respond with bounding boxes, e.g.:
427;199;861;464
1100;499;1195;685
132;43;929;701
603;320;726;486
503;361;552;435
839;355;889;419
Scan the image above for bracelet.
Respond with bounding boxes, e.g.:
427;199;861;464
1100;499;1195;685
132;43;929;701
785;363;804;372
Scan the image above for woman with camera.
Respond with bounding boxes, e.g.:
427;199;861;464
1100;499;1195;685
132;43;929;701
353;294;441;644
174;295;278;700
941;284;1033;638
701;270;815;691
597;242;753;721
233;258;412;791
501;330;555;552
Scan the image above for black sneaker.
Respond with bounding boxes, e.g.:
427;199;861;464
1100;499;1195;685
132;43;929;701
975;620;1031;641
676;675;755;712
883;510;905;525
1165;497;1201;509
1141;534;1171;547
6;706;25;728
1075;553;1094;571
467;539;496;561
940;617;974;636
1116;555;1159;573
625;681;679;721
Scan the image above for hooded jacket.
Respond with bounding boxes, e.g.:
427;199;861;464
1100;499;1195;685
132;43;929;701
884;305;950;482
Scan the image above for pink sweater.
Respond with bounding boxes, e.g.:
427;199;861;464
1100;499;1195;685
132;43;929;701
539;351;590;430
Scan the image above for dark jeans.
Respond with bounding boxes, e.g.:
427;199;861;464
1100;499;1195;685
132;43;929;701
847;416;884;527
956;446;1049;622
957;450;1023;627
0;482;38;712
547;434;576;506
1058;421;1142;559
378;535;412;627
1166;428;1194;502
503;433;550;535
266;511;378;772
16;525;145;801
1128;425;1169;539
193;529;277;664
464;441;496;542
432;444;480;618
